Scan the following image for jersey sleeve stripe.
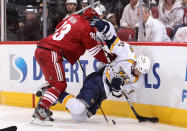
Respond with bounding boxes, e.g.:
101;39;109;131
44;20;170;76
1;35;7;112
92;47;102;56
110;37;120;52
87;45;100;52
106;69;111;81
88;45;102;56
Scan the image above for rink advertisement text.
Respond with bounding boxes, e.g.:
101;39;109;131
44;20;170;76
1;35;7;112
1;44;187;110
145;63;160;89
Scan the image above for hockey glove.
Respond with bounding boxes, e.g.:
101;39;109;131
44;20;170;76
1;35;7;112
111;77;123;98
111;77;123;91
89;16;109;32
111;89;122;98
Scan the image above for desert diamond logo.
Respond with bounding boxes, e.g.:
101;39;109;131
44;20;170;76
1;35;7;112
10;54;27;83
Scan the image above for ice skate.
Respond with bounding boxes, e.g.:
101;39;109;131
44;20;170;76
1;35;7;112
45;109;53;117
31;106;54;126
34;82;58;117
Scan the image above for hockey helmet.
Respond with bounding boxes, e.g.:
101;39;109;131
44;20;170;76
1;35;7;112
106;13;115;20
82;8;99;19
94;6;103;16
66;0;77;4
82;0;88;3
135;55;151;74
26;5;37;13
98;4;106;12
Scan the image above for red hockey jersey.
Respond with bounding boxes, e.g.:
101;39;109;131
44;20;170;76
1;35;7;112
38;14;108;65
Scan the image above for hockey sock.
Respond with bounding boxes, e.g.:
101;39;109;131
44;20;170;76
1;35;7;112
39;87;61;109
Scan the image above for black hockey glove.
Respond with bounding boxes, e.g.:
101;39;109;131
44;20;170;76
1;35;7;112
111;77;123;91
111;77;124;98
89;16;109;32
111;89;122;98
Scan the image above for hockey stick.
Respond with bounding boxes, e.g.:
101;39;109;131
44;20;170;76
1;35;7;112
78;60;116;125
0;126;17;131
120;87;158;123
74;1;100;15
96;29;159;123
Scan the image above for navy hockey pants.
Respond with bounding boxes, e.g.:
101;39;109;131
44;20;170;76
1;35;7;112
77;71;107;115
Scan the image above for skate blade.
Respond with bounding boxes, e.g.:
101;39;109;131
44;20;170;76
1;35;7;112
30;117;53;126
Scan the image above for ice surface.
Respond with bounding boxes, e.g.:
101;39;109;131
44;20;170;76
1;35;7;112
0;105;186;131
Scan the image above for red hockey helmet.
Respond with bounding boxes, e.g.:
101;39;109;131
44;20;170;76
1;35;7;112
82;8;99;19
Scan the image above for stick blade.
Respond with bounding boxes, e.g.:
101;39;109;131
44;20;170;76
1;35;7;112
107;120;116;126
137;115;159;123
0;126;17;131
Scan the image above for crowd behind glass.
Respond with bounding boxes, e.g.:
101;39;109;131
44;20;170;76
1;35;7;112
0;0;186;42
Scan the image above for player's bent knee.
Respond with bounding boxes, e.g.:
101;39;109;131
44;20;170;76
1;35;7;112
67;98;86;115
71;110;88;122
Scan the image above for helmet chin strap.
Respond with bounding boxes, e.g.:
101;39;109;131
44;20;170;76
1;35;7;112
131;66;137;77
131;61;137;70
131;63;141;77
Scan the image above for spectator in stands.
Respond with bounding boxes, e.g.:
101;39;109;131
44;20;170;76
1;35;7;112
182;0;187;25
64;0;77;19
100;0;129;22
120;0;139;28
137;3;171;41
172;0;187;34
81;0;89;9
173;0;187;42
158;0;184;36
173;26;187;42
17;5;41;41
183;0;187;7
106;13;119;31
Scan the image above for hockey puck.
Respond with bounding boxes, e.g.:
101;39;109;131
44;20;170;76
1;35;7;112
35;91;42;97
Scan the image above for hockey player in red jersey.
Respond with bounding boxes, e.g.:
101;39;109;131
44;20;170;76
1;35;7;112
31;8;116;125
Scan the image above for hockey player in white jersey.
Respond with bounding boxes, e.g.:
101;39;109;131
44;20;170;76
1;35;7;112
56;17;151;122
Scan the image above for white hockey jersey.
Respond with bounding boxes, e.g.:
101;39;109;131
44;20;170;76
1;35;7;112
95;19;138;98
103;41;138;98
